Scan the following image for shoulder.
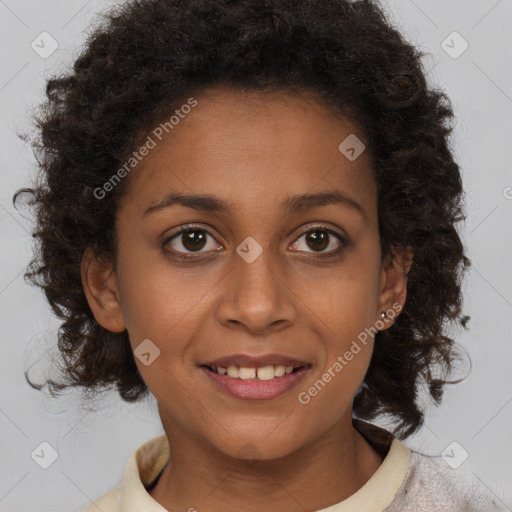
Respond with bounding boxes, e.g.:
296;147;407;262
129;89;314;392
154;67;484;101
385;451;506;512
78;484;122;512
75;433;169;512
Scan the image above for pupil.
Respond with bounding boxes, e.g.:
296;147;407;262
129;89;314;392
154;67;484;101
183;230;206;251
307;230;328;251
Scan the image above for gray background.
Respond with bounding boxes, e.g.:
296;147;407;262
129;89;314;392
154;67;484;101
1;0;511;511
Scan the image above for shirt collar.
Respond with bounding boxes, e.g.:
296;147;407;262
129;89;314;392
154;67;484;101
120;432;170;512
119;420;410;512
317;420;411;511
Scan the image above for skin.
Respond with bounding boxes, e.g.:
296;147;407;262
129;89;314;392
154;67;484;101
82;86;410;511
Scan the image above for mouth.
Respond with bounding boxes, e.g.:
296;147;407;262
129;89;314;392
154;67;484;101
199;353;311;381
198;354;312;400
200;363;309;381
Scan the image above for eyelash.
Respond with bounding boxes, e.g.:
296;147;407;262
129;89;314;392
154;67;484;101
162;224;348;261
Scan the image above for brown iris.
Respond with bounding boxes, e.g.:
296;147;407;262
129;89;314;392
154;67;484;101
181;229;207;252
305;230;329;251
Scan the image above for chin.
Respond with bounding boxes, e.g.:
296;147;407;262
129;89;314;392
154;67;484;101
210;427;307;463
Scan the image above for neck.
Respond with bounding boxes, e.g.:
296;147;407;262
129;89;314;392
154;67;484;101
149;415;384;512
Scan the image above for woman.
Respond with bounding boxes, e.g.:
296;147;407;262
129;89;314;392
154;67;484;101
14;0;505;510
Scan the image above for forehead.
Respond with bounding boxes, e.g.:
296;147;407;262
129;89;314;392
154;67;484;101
119;87;376;219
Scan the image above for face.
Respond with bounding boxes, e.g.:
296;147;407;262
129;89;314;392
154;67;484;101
83;86;406;461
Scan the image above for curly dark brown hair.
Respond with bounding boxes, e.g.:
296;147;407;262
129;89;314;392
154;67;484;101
14;0;470;438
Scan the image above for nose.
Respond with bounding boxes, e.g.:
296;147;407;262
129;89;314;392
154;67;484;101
215;243;297;335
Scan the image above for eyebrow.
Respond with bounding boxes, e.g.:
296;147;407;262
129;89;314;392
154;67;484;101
143;190;365;218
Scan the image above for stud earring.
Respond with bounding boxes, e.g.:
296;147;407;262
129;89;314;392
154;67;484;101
379;311;394;326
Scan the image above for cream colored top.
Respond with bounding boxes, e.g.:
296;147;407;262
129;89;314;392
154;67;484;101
78;420;504;512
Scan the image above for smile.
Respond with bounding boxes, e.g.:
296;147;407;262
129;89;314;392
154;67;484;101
203;363;306;381
199;364;311;400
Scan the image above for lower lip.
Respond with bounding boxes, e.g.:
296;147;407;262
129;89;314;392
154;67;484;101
200;365;310;400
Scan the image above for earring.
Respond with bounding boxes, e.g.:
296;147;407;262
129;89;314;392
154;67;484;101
380;311;394;325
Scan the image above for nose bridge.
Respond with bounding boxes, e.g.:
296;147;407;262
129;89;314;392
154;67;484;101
235;238;283;309
237;241;279;299
217;237;296;332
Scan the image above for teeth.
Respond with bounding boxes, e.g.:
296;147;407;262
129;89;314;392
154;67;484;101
227;365;239;378
210;364;304;380
257;365;275;381
274;365;286;377
238;367;256;380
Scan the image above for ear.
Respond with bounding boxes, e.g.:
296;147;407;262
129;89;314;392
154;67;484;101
376;245;413;330
81;248;126;333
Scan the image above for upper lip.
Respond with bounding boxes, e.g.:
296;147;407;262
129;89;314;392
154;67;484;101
201;353;310;369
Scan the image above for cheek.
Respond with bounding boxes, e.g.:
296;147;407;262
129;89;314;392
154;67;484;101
303;249;382;342
115;241;218;343
297;240;381;399
297;282;376;425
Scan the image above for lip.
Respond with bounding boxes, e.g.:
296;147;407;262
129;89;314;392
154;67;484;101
200;353;310;368
200;365;310;400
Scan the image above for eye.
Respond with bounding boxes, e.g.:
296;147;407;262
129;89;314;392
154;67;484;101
163;226;221;258
163;224;347;260
290;226;346;257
